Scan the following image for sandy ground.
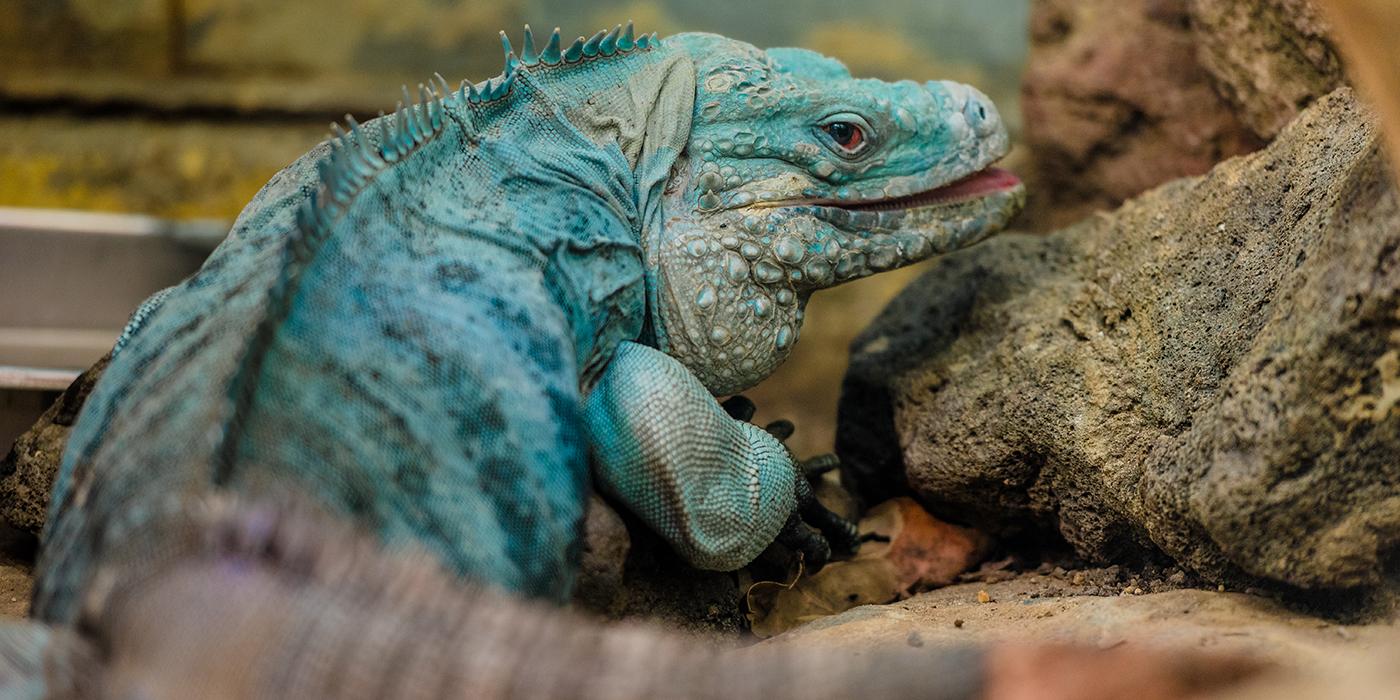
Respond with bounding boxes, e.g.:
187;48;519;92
772;572;1396;669
0;525;34;619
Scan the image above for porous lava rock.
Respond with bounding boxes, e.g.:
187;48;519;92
838;88;1400;599
1021;0;1263;229
1189;0;1345;139
1;355;108;534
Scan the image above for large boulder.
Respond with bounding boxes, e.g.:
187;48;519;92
1189;0;1345;139
837;88;1399;599
1019;0;1348;230
1;356;108;534
1021;0;1263;229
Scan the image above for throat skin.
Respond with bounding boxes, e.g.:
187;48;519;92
648;182;1024;396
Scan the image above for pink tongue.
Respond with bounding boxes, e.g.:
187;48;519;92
932;168;1022;200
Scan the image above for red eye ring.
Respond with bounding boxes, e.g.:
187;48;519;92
822;121;866;153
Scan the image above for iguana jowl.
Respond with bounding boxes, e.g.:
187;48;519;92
5;24;1024;696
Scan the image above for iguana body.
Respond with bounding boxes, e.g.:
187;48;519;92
5;24;1024;695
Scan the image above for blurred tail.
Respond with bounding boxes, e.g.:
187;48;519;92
3;497;1261;699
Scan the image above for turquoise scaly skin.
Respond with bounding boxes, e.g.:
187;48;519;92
31;24;1025;624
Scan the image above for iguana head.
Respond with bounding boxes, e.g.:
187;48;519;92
647;33;1026;395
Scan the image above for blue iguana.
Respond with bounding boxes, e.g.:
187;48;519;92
2;24;1023;697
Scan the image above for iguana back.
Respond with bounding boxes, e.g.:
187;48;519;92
33;45;680;619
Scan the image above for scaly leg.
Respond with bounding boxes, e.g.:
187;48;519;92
720;395;861;567
585;341;839;571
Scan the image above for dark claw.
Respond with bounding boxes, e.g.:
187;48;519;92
727;397;864;567
721;395;756;422
764;419;794;441
800;453;840;478
811;511;861;556
794;474;861;557
777;511;831;572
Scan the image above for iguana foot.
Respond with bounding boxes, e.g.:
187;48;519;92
792;467;861;560
776;510;831;571
722;394;863;569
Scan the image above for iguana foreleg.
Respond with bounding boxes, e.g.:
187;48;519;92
584;341;851;571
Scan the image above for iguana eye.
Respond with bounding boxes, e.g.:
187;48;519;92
816;115;874;157
821;121;865;153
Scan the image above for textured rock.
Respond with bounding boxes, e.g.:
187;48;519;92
1021;0;1263;229
1315;0;1400;187
1;355;108;534
1190;0;1345;139
838;88;1400;598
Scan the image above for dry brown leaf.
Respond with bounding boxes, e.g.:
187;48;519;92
745;497;992;638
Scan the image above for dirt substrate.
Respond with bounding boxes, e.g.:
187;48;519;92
0;526;34;620
773;572;1393;662
769;571;1399;699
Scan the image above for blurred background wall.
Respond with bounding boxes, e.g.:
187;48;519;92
0;0;1030;455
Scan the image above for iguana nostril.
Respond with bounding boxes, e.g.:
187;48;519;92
963;94;997;137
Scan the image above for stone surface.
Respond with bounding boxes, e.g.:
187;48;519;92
1;355;108;534
838;88;1400;600
1190;0;1345;139
1315;0;1400;187
771;574;1398;696
1020;0;1263;229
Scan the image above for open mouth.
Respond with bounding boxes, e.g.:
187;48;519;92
837;168;1023;212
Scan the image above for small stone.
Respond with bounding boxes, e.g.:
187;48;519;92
905;630;924;648
976;590;991;604
953;618;965;628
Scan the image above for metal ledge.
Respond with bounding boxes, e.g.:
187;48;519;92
0;206;225;371
0;366;79;392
